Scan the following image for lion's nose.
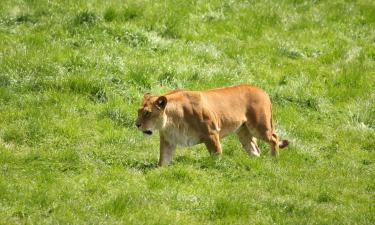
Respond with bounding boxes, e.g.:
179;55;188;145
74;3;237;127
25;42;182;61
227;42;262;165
136;123;141;128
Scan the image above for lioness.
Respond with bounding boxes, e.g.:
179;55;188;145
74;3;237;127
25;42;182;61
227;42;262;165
136;85;289;166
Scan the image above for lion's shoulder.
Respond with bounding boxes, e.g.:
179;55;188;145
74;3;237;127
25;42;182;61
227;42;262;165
163;88;185;96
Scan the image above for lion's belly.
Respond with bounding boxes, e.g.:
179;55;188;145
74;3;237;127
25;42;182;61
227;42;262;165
219;123;243;138
218;117;246;138
162;128;201;147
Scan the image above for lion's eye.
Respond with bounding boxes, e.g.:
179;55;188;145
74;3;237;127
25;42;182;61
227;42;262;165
144;111;151;117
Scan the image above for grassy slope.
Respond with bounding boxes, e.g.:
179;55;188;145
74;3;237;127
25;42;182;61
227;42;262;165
0;0;374;224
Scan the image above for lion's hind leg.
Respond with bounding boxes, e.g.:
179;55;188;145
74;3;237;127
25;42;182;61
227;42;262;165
236;126;260;157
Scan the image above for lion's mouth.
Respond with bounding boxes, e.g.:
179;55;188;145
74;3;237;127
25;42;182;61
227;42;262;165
143;130;153;136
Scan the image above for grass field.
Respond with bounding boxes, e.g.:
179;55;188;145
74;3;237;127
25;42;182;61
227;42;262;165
0;0;374;224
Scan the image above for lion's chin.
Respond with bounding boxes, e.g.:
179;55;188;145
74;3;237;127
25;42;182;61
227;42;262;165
143;130;153;136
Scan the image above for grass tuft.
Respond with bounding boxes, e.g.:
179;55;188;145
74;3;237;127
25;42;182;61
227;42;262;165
74;10;99;26
103;7;117;22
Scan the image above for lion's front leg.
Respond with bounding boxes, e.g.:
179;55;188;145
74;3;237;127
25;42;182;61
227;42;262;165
204;133;222;155
158;134;176;167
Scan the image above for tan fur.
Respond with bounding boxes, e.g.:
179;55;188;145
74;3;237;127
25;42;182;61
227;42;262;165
136;84;289;166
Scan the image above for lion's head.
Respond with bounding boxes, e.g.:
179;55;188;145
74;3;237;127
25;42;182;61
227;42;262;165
136;93;167;136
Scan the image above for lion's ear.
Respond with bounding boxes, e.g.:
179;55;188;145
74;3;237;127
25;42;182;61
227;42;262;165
143;93;152;99
155;96;167;110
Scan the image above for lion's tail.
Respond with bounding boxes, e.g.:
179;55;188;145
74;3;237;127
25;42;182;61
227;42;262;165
279;139;289;149
270;105;289;149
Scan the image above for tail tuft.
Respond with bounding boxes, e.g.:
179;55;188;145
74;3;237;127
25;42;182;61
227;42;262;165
279;140;289;149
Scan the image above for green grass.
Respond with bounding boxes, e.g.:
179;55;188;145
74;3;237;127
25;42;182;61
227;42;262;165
0;0;374;224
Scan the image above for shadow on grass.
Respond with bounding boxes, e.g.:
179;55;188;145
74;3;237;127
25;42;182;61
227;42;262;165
174;155;200;165
124;161;158;173
125;155;207;172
